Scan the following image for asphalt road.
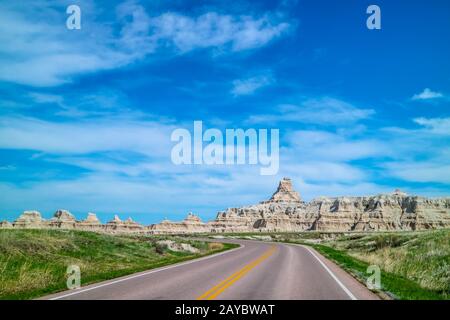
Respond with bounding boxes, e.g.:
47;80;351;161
44;240;379;300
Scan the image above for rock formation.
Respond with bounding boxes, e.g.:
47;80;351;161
123;217;144;232
13;211;44;228
77;213;102;231
209;182;450;233
105;215;144;233
146;180;449;234
0;221;13;228
105;214;122;231
48;210;76;229
148;213;209;234
266;178;301;203
1;178;449;234
156;240;200;253
3;210;145;234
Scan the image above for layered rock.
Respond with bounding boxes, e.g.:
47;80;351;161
13;211;44;228
148;213;209;234
77;213;102;231
2;211;145;234
0;221;13;228
105;215;144;233
105;215;123;232
123;217;144;232
2;179;449;234
210;183;450;233
266;177;301;203
47;210;76;229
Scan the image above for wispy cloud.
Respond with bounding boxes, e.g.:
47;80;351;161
0;0;448;223
247;97;375;125
0;1;142;86
413;117;450;135
28;92;64;104
383;162;450;184
0;1;292;87
231;74;273;96
380;116;450;185
412;88;444;100
0;116;175;157
286;130;388;162
1;112;449;221
150;12;290;53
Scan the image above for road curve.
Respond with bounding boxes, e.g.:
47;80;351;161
44;240;379;300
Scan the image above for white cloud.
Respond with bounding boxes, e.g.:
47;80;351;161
231;75;273;96
0;1;291;87
0;112;384;218
247;97;375;125
0;161;444;223
412;88;444;100
0;113;449;222
274;129;389;185
0;166;282;222
26;87;154;119
380;117;450;185
0;116;174;157
28;92;63;104
281;161;366;182
0;1;144;86
286;130;389;161
383;162;450;184
150;12;289;53
413;117;450;135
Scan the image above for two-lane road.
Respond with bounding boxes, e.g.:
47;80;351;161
45;240;378;300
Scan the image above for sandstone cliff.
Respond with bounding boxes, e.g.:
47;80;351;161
1;178;449;234
209;178;450;233
5;210;147;234
148;213;210;234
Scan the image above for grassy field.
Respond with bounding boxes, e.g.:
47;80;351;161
0;229;236;300
273;229;450;300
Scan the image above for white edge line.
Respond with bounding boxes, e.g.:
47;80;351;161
301;245;357;300
237;240;358;300
49;244;245;300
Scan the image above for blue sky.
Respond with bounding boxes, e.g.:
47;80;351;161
0;0;449;224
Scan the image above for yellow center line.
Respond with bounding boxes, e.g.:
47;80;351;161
196;245;277;300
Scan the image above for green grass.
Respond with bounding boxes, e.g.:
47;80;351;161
308;243;445;300
0;229;237;300
275;229;450;300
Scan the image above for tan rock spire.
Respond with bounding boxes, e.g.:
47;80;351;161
269;177;301;202
53;209;75;221
392;189;407;197
48;209;76;229
185;212;201;222
85;212;100;223
13;211;44;228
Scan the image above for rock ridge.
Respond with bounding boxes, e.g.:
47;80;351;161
1;179;449;234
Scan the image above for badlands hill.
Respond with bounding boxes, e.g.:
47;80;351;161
1;178;449;234
210;178;450;233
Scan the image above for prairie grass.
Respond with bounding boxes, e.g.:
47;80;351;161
275;229;449;300
0;229;235;300
329;230;450;295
